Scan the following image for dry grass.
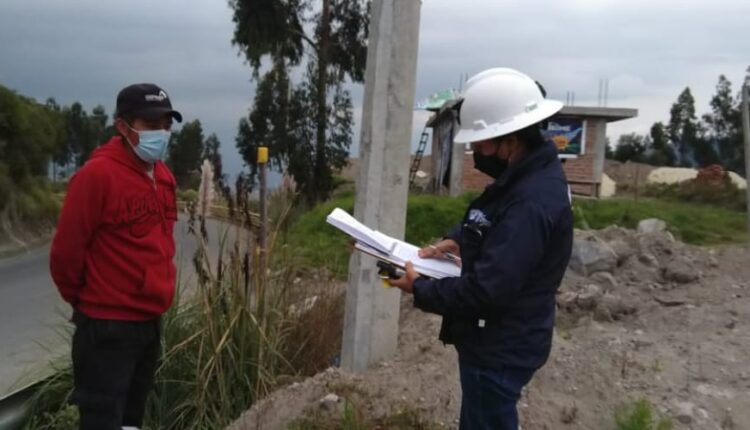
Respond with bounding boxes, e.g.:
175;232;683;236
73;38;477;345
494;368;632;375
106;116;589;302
25;181;347;429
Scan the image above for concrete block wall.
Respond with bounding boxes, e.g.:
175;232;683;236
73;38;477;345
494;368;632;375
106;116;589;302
561;119;605;197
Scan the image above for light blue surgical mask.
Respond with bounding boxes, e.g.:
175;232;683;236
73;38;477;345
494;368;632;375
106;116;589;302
126;126;171;164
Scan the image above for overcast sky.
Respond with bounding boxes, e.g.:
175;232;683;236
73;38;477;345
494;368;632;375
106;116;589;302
1;0;748;178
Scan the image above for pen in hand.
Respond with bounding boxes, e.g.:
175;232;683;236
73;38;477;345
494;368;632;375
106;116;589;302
428;245;462;266
441;251;461;264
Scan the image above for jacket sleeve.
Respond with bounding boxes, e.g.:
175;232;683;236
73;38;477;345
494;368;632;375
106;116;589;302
413;199;552;319
444;223;462;245
49;163;107;305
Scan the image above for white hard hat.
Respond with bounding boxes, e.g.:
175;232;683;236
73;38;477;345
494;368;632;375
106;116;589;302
454;68;563;144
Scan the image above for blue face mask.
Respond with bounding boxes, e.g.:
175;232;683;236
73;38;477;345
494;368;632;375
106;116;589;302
127;126;171;164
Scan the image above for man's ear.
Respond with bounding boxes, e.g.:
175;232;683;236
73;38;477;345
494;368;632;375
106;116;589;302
114;118;130;136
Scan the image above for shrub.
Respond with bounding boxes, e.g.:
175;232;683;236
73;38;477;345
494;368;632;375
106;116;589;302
644;177;746;212
176;188;199;204
574;197;746;245
614;399;672;430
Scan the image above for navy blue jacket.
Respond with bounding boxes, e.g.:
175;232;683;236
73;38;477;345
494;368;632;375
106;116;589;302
413;141;573;370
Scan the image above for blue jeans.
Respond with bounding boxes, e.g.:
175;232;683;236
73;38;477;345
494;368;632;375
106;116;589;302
458;356;535;430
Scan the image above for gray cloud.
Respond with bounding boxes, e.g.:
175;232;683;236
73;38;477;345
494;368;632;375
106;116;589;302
0;0;254;176
1;0;748;178
416;0;749;141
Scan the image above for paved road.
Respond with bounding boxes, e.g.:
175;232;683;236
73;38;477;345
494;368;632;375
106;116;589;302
0;217;232;396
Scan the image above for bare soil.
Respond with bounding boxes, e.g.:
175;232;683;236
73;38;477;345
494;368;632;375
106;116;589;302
229;227;750;430
604;160;657;192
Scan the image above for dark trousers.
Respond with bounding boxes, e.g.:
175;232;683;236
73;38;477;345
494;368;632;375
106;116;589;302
458;356;535;430
71;312;160;430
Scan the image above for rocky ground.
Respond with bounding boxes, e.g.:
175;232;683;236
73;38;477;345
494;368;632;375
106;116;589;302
229;220;750;430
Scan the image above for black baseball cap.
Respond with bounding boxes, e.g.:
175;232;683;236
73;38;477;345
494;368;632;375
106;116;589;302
115;83;183;123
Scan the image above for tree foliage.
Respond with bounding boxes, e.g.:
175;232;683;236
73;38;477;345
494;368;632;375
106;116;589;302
229;0;306;73
702;75;744;174
0;86;65;184
203;133;226;190
613;133;647;163
168;120;206;189
231;0;370;205
165;120;226;191
614;72;748;175
54;102;114;169
644;122;675;166
0;85;65;225
667;87;705;167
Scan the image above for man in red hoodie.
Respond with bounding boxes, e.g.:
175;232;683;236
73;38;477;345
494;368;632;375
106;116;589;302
50;83;181;430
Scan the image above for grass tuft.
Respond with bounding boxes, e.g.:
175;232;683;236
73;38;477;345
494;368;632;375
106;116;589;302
614;398;673;430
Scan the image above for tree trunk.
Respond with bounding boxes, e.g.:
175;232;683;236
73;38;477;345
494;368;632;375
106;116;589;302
314;0;332;203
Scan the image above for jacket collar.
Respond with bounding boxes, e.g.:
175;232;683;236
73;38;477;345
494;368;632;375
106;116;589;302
487;141;559;191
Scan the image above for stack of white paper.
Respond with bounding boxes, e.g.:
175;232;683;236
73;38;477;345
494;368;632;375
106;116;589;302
326;208;460;279
326;208;395;253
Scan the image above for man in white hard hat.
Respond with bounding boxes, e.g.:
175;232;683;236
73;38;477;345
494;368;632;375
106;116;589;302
390;68;574;430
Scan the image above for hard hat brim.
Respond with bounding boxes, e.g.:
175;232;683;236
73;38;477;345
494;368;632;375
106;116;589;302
454;99;564;144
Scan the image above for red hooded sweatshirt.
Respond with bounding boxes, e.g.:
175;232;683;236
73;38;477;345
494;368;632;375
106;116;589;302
50;136;177;320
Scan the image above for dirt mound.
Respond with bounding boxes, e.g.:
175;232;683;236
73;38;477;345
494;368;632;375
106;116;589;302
229;224;750;430
229;299;462;430
560;222;706;321
604;160;656;190
696;165;729;189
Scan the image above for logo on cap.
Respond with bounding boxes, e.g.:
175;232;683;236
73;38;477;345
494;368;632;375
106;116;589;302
145;90;168;102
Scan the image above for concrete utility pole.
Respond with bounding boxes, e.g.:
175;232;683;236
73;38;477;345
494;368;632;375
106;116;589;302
742;72;750;244
341;0;422;372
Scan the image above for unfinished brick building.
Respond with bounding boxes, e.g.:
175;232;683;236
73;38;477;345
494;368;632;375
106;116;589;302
422;104;637;197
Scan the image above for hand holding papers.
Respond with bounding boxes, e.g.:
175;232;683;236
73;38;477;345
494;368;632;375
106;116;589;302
326;208;461;279
423;243;462;265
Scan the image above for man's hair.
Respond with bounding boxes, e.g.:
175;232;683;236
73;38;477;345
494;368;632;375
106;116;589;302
116;113;135;124
515;124;546;150
495;124;546;150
